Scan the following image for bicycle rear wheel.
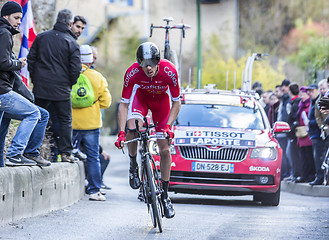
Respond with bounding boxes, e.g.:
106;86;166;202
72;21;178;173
145;154;163;233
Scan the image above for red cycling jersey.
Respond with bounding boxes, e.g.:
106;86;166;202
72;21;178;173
121;59;180;132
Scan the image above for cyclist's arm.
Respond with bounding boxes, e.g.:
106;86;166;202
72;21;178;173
166;100;181;126
164;62;181;127
118;64;139;132
118;102;129;132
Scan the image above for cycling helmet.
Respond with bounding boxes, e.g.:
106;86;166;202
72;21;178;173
136;42;160;67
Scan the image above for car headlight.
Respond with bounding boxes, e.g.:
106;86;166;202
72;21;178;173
149;140;176;155
250;147;277;160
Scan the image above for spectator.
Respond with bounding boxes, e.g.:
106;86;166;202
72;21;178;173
71;15;86;38
73;141;111;190
69;15;88;161
318;78;329;98
319;77;329;116
0;98;50;167
89;45;111;189
252;81;264;106
274;84;282;100
99;146;111;189
28;9;81;163
307;84;325;185
278;79;291;122
72;45;111;201
91;46;98;69
0;1;47;166
295;86;315;183
324;76;329;97
276;79;292;180
72;45;102;160
252;81;263;95
47;15;88;162
315;79;329;134
286;83;301;182
262;90;271;115
267;93;279;127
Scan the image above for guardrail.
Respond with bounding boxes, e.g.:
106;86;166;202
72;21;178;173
0;162;85;225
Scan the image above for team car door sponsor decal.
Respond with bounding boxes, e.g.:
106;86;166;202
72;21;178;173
174;128;256;147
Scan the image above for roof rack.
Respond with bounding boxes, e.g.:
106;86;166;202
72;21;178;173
181;84;260;99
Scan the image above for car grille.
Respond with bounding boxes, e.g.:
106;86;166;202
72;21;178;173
170;171;274;186
178;146;249;162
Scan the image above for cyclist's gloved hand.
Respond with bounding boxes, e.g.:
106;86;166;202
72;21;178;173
115;131;125;149
163;124;174;139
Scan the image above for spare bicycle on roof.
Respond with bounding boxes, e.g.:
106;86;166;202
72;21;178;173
150;17;191;87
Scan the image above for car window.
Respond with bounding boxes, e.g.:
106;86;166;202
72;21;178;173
175;104;265;130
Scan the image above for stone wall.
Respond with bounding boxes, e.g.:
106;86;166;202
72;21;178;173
0;162;85;226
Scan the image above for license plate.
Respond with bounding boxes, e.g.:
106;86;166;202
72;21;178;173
191;162;234;173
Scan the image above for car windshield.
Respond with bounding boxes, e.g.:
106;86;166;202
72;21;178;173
174;104;265;130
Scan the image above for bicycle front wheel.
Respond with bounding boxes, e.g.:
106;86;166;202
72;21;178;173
145;154;163;233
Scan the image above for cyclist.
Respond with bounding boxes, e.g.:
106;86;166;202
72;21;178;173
115;42;181;219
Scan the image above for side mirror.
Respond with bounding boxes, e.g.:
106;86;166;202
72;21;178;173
273;121;290;133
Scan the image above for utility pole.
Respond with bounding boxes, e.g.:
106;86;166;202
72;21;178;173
104;3;108;65
196;0;202;89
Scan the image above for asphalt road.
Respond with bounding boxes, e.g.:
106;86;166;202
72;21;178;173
0;149;328;240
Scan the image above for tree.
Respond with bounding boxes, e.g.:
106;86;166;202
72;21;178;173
279;19;329;81
280;18;329;56
239;0;329;56
289;36;329;80
202;34;285;91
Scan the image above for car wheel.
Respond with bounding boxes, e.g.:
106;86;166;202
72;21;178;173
260;184;281;206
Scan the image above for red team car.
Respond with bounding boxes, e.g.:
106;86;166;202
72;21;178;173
150;88;290;206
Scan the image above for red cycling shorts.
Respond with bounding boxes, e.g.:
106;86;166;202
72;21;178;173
127;88;171;132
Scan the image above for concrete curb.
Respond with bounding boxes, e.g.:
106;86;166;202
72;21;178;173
281;180;329;197
0;162;85;226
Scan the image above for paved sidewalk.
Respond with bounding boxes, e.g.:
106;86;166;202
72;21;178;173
281;180;329;197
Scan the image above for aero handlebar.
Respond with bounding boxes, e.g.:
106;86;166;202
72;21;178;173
150;21;191;38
